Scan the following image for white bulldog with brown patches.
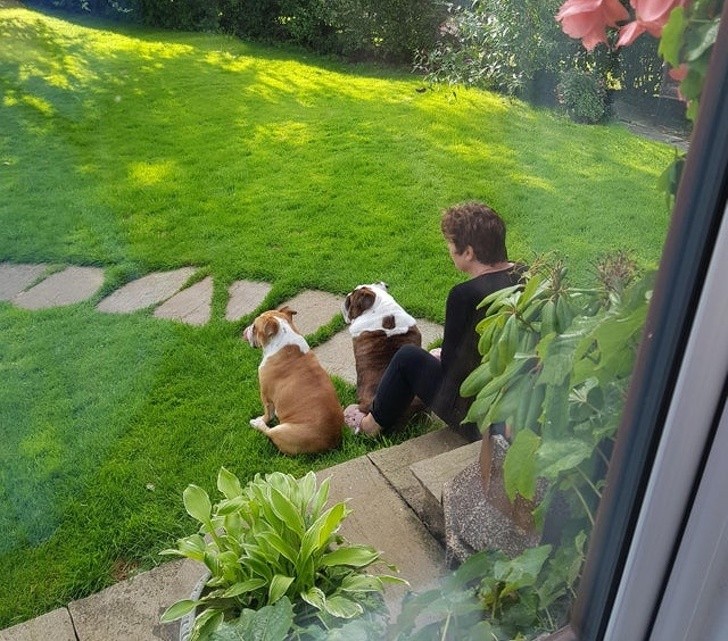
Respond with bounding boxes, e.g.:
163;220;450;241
243;306;343;455
343;282;422;414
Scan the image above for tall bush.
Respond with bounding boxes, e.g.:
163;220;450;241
414;0;585;98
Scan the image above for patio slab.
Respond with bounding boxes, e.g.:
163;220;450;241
318;455;447;613
97;267;196;314
416;318;444;350
68;558;206;641
224;280;273;321
153;277;213;326
0;608;76;641
0;263;47;301
278;290;344;337
312;330;357;384
13;266;104;310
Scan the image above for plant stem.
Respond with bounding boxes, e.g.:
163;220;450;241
572;484;595;528
441;612;452;641
575;466;602;499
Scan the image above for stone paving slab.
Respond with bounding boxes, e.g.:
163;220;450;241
0;263;47;301
13;266;104;310
97;267;196;314
416;318;444;350
0;608;76;641
312;330;357;384
318;455;447;614
225;280;272;321
369;428;468;519
68;558;206;641
278;290;344;337
153;277;213;326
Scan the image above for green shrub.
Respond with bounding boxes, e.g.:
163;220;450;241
160;468;402;640
557;69;608;124
414;0;581;96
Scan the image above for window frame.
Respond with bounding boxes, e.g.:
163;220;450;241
544;5;728;640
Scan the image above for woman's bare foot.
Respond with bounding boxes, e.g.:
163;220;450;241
360;413;383;437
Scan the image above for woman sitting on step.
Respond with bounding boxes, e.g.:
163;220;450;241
344;201;526;442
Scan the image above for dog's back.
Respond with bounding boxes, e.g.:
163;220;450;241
343;283;422;413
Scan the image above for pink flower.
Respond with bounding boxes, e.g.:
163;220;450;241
617;0;687;46
556;0;630;50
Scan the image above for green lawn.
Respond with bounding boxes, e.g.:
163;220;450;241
0;4;676;628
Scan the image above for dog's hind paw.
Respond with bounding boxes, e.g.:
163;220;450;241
250;416;268;431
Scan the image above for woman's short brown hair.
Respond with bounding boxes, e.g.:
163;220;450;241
440;201;508;264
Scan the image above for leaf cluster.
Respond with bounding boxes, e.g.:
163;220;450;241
160;468;404;640
449;257;653;637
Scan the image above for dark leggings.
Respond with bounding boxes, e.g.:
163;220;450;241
370;344;444;431
370;344;486;442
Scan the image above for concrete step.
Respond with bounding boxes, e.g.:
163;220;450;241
409;440;482;543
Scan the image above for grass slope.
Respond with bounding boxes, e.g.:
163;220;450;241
0;4;675;627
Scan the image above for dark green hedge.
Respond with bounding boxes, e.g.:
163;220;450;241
26;0;445;64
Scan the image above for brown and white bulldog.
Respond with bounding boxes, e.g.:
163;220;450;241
343;282;422;414
243;306;343;455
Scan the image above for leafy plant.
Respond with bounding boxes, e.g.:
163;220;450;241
392;534;586;641
160;468;404;640
557;69;608;124
446;256;653;638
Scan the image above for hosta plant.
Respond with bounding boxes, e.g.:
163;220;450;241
160;468;404;641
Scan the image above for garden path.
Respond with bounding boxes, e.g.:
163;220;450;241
0;261;444;385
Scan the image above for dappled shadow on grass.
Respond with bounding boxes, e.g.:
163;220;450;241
0;296;416;627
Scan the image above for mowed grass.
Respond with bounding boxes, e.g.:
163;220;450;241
0;4;676;627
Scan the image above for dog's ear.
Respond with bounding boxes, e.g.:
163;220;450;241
262;316;279;339
346;288;376;320
278;305;297;321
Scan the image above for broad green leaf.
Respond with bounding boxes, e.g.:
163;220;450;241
159;599;198;623
223;577;267;598
323;594;364;619
339;574;383;593
215;496;247;516
503;428;541;501
195;610;225;641
536;438;594;480
685;18;720;62
269;487;305;536
183;485;212;524
658;7;686;66
176;534;207;561
300;586;326;610
297;471;317;508
493;544;552;594
217;466;243;500
210;599;293;641
541;381;571;439
258;529;298;565
321;545;379;568
309;475;331;520
300;502;347;559
268;574;294;604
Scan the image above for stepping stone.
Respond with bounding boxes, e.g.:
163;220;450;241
0;262;47;301
225;280;272;321
278;290;344;337
97;267;196;314
416;318;444;350
13;266;104;310
312;330;357;384
153;277;213;326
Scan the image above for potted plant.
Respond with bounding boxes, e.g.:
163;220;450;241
160;468;405;641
